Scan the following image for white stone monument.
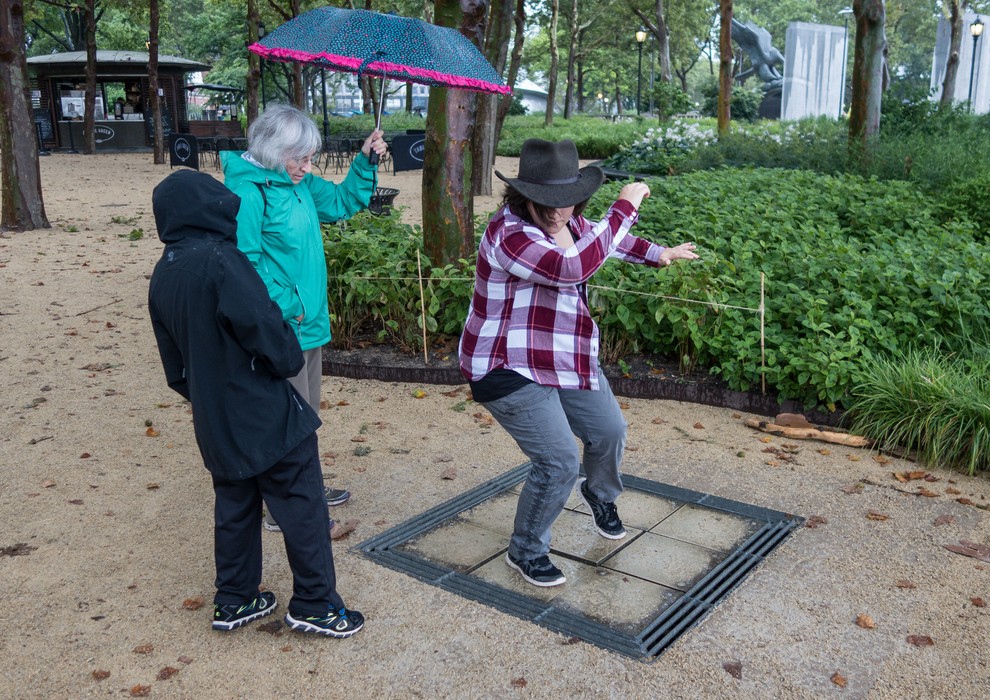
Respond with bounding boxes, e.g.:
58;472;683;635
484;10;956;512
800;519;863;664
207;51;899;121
781;22;848;121
931;13;989;114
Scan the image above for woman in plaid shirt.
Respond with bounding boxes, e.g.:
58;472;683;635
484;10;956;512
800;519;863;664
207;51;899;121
458;139;699;587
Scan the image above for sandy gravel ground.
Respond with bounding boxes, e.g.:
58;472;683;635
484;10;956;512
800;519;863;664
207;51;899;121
1;152;988;699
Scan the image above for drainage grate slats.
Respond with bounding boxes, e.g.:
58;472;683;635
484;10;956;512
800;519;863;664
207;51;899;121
358;463;802;659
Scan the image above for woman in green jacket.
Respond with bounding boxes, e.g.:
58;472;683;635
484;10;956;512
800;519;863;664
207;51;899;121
222;103;387;530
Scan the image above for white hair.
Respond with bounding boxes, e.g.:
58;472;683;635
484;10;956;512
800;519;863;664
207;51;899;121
246;104;322;171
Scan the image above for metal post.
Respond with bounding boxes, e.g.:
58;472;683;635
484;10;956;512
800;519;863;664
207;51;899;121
649;35;655;114
258;22;267;109
969;18;984;113
321;68;329;143
635;30;646;115
36;122;50;156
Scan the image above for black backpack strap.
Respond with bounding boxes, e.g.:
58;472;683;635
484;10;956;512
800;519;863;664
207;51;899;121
253;181;268;217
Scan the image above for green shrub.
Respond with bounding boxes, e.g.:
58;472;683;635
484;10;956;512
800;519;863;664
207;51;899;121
496;115;652;159
846;346;990;474
698;78;765;122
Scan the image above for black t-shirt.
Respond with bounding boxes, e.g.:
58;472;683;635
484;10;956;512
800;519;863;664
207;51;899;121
469;367;533;403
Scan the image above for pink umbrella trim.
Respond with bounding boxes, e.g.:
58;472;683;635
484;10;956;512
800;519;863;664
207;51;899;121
249;43;513;95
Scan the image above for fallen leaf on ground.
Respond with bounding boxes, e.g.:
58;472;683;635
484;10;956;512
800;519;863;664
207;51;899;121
872;454;891;464
182;597;204;610
129;685;151;697
906;634;935;647
335;400;349;406
942;541;990;563
80;452;91;459
894;470;927;482
145;427;160;437
855;614;876;629
804;515;828;529
177;656;194;665
651;417;667;424
932;515;955;527
41;479;56;488
435;454;453;463
157;666;179;680
618;401;630;410
91;670;110;681
759;436;772;443
146;483;159;490
412;389;427;398
133;643;154;654
510;678;527;688
945;487;962;495
840;484;864;495
441;467;457;480
831;672;847;688
441;388;462;397
693;422;705;429
972;597;986;608
847;454;861;461
894;579;917;589
819;448;832;456
330;519;358;540
722;661;742;679
916;488;939;498
866;510;889;521
256;621;283;635
350;436;367;442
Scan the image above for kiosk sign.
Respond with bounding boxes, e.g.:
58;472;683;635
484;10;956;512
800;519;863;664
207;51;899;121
94;125;115;144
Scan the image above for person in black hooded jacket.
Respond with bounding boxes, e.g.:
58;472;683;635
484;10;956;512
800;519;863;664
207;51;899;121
148;170;363;638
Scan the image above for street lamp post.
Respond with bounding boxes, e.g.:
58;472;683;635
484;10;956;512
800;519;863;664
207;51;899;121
635;29;647;115
838;7;853;119
969;17;984;113
258;21;267;109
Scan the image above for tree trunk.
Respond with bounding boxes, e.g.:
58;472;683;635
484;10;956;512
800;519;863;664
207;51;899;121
82;0;96;154
422;0;483;267
718;0;732;136
0;0;49;230
472;0;511;196
941;0;965;107
246;0;260;125
544;0;558;127
563;0;578;119
654;0;672;82
849;0;887;153
149;0;165;165
494;0;523;142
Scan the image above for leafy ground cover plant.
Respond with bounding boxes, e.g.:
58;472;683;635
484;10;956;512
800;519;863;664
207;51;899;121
846;346;990;475
322;168;990;415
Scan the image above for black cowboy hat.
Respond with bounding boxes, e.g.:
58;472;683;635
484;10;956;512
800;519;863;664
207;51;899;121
495;139;604;208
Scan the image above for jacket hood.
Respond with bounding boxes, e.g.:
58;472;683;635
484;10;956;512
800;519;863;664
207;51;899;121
153;170;241;245
221;150;294;187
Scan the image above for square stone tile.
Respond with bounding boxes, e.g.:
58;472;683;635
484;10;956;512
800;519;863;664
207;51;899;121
553;569;683;634
603;531;727;591
395;521;506;572
651;504;762;552
549;509;641;564
472;551;577;603
457;492;518;536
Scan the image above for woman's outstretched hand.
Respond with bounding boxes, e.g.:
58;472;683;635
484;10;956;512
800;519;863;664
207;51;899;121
362;130;388;159
618;182;651;210
659;242;700;266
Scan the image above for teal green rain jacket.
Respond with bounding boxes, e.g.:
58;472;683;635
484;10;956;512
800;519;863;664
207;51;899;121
222;150;377;351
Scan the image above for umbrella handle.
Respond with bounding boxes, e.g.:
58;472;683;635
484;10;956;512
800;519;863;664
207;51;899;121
369;77;387;166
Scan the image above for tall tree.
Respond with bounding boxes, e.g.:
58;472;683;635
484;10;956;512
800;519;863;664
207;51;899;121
718;0;731;135
544;0;559;126
628;0;672;83
423;0;486;267
940;0;967;106
0;0;49;230
849;0;887;153
472;0;512;196
148;0;165;164
246;0;261;124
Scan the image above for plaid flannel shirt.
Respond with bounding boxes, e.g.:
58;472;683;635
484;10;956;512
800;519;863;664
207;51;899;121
458;200;665;391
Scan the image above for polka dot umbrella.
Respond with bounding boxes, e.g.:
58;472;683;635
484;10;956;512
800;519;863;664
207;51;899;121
249;7;511;162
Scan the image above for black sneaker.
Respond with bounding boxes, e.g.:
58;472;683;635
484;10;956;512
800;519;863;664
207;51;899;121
505;552;566;587
579;478;626;540
212;591;277;631
284;607;364;638
325;487;351;506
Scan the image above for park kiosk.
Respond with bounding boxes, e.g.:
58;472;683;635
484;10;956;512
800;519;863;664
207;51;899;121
27;50;211;152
